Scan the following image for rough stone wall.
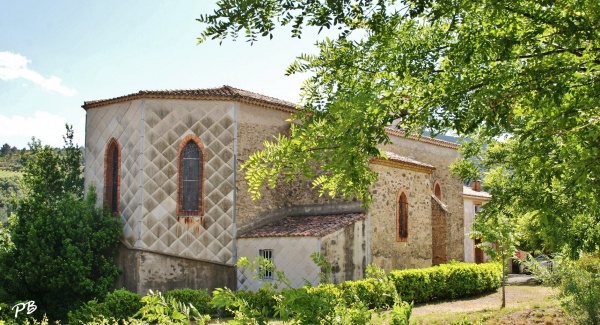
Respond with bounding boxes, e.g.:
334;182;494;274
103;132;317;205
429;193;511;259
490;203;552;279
236;236;320;290
320;218;367;284
431;197;448;265
381;136;464;262
235;103;341;234
368;164;432;272
114;243;236;295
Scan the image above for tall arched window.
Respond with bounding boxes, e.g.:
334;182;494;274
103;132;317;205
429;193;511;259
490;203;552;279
434;181;442;200
177;135;204;216
104;138;121;214
396;191;409;242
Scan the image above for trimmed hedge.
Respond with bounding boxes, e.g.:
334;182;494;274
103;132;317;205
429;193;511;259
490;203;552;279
389;262;502;303
164;288;214;315
339;277;396;309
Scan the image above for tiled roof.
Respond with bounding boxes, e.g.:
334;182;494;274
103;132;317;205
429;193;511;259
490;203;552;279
238;213;366;238
370;151;436;173
385;127;459;149
463;186;492;199
82;85;298;112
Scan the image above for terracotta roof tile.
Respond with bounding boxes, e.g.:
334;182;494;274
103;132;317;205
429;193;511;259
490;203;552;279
82;85;298;112
385;127;459;149
370;151;436;173
238;213;366;238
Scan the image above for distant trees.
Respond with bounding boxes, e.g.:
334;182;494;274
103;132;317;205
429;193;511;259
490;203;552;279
0;126;122;321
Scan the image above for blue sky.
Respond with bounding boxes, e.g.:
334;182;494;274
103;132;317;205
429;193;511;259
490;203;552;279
0;1;321;148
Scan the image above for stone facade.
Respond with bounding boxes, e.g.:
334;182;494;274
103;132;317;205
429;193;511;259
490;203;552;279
83;86;465;293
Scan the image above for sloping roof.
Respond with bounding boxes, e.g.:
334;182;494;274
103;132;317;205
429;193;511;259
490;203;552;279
238;213;366;238
431;194;449;212
82;85;298;112
370;151;436;173
82;86;458;150
463;186;492;199
385;127;459;149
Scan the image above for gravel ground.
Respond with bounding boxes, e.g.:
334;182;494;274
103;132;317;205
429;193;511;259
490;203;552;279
411;285;559;318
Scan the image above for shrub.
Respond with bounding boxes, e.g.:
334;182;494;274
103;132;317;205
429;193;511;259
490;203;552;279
543;257;600;325
67;289;141;324
339;265;397;309
136;290;210;325
165;288;213;315
67;299;108;324
103;289;142;321
389;262;502;303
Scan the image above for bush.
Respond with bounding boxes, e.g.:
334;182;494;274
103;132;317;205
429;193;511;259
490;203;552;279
389;262;502;303
103;289;142;321
68;289;141;324
544;257;600;325
232;287;278;317
164;288;213;315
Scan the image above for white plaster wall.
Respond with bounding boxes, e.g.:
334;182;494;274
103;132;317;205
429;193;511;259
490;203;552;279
237;237;320;291
463;197;491;263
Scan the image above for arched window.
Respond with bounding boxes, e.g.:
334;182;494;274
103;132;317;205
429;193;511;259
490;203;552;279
177;135;204;216
434;181;442;200
396;191;409;242
104;138;121;214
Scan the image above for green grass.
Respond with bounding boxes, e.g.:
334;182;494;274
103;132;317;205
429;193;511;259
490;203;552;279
0;169;22;178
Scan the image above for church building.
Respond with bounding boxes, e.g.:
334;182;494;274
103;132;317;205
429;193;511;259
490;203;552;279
82;86;464;293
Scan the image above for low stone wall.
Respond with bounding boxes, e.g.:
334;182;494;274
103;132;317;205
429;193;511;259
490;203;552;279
114;242;236;294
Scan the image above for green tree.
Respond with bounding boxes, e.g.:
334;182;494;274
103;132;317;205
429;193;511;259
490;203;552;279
0;126;122;321
198;1;600;251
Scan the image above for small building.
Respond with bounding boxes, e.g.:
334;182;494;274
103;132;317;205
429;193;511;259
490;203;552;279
463;181;492;263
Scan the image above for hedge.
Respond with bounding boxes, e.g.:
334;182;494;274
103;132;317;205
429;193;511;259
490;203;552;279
389;262;502;303
61;262;501;323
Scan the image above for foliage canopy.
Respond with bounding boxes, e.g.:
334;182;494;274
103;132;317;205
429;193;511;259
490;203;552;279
199;1;600;253
0;126;122;321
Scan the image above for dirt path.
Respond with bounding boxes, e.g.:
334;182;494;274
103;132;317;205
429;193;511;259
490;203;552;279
409;285;568;324
412;285;557;316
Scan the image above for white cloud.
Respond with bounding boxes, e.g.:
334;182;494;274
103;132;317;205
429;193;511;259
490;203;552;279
0;52;77;96
0;111;71;148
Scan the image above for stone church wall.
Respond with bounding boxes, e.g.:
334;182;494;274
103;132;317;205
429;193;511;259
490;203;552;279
235;103;342;235
368;164;433;271
381;136;464;261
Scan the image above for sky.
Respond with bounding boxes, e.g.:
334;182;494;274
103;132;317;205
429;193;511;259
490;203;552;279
0;1;324;149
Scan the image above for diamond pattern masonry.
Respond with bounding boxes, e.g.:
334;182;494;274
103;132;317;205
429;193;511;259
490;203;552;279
141;100;235;264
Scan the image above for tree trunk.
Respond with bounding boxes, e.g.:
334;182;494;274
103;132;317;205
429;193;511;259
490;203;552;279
501;257;506;308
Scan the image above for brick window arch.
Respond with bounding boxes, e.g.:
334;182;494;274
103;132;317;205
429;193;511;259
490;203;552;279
434;180;442;200
396;190;409;242
104;138;121;214
177;135;205;216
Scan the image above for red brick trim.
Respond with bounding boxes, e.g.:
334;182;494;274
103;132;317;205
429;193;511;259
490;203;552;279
103;138;121;214
433;180;442;201
396;189;409;242
177;134;205;216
